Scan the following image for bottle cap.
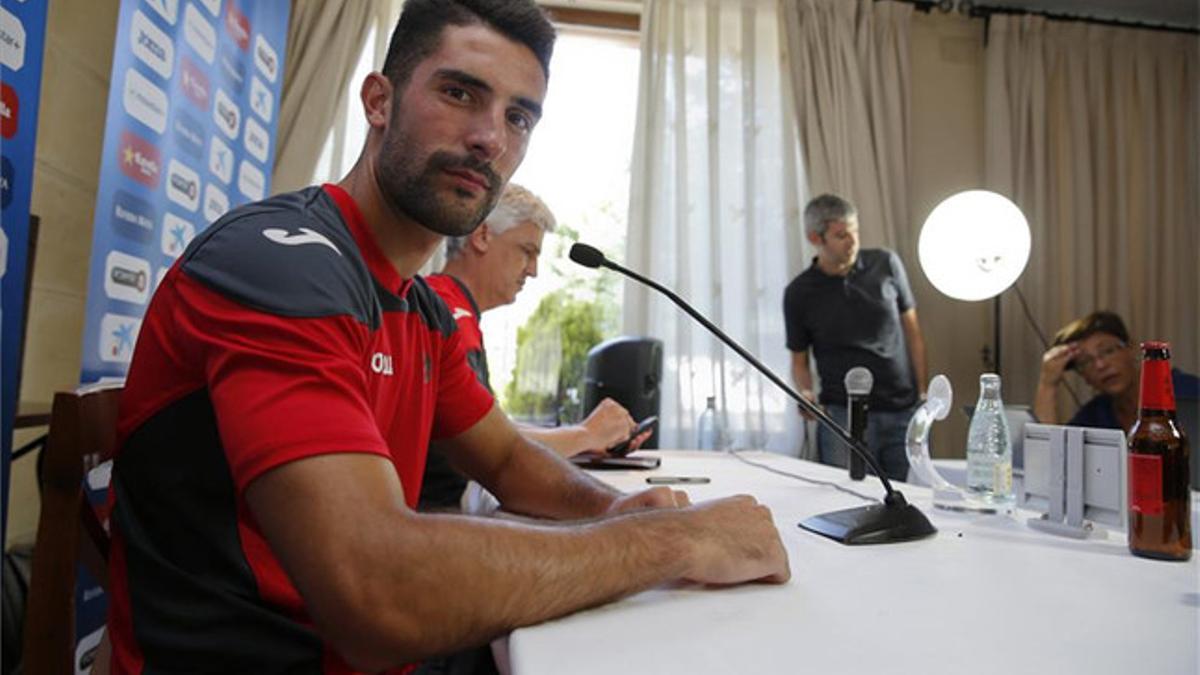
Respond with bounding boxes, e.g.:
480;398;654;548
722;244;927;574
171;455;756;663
1140;340;1170;352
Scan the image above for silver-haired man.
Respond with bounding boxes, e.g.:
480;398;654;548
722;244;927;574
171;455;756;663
422;183;648;510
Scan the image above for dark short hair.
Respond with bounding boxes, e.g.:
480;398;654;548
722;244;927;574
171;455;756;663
1053;311;1130;370
803;194;857;238
382;0;555;90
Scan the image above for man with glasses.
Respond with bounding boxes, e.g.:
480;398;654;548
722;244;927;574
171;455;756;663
1034;310;1199;431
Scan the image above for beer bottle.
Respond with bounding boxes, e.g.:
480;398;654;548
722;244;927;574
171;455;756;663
1127;341;1191;560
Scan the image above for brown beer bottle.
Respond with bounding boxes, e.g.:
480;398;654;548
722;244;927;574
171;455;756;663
1127;341;1192;560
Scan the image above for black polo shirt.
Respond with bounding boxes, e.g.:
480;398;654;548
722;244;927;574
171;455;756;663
783;248;917;411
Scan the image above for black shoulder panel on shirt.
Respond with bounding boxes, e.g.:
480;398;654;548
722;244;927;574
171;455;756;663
408;276;458;338
180;187;381;329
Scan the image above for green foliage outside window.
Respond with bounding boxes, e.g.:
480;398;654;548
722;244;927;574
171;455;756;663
502;225;621;424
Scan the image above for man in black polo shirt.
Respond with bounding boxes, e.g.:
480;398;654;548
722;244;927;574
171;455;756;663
783;194;929;481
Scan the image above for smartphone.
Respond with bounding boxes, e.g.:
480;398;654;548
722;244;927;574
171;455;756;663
607;415;659;457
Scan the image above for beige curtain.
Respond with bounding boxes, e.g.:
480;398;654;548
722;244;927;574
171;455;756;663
985;16;1200;412
271;0;378;194
779;0;914;256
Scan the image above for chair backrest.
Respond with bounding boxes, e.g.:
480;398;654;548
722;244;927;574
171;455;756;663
21;384;121;675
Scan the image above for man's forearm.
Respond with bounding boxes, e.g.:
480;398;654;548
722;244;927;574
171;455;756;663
1033;381;1059;424
249;454;788;672
482;438;620;519
518;423;590;458
296;503;692;669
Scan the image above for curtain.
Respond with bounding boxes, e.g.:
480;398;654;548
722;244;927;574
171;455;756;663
984;16;1200;412
625;0;807;452
271;0;381;194
779;0;913;257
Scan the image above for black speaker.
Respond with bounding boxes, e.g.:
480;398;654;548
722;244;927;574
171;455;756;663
582;337;663;449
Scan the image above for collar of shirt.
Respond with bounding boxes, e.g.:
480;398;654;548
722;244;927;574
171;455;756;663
322;183;412;298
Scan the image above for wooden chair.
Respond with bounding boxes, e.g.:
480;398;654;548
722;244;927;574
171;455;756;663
21;384;120;675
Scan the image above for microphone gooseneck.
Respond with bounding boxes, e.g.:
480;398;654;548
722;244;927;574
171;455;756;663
570;242;936;545
570;243;897;497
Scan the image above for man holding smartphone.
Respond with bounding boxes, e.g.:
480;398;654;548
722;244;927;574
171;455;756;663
421;183;651;510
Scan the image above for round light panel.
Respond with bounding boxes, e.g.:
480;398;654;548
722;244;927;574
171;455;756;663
918;190;1031;301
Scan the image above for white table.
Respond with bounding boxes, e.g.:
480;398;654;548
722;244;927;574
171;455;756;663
501;451;1200;675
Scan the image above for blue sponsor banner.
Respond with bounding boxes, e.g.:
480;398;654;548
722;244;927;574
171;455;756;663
81;0;289;384
76;0;289;665
1;0;50;546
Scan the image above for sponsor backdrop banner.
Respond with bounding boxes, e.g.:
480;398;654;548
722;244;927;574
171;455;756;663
75;0;289;666
1;0;50;545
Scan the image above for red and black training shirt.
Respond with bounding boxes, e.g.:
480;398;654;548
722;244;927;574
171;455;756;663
106;184;494;674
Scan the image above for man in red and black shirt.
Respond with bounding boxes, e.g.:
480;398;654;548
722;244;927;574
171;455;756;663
106;1;789;673
422;183;648;510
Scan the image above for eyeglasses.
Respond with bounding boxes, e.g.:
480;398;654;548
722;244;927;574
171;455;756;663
1073;342;1127;373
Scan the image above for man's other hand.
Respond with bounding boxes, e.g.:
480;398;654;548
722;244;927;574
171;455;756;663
580;398;637;451
682;495;790;585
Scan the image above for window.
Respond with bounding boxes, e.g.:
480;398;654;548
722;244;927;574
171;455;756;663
484;25;641;422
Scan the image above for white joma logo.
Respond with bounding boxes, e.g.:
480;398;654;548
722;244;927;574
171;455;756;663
452;307;473;321
262;227;341;255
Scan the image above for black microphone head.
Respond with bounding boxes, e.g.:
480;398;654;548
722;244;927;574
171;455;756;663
569;243;606;269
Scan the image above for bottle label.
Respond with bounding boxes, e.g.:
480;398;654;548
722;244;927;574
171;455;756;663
994;462;1012;495
1128;454;1164;516
1139;360;1175;411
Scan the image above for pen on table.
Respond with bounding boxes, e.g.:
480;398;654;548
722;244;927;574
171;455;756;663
646;476;711;484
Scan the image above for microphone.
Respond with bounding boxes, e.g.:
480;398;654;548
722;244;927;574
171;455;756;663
844;367;873;481
570;242;935;545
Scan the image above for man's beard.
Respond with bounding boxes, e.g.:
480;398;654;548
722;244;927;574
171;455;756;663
375;128;503;238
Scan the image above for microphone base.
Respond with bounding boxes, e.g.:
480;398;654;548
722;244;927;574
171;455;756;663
799;497;937;545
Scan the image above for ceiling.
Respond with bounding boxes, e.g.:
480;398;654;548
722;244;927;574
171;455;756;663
538;0;1199;30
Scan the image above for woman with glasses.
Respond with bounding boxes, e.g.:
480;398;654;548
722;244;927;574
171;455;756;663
1033;311;1199;432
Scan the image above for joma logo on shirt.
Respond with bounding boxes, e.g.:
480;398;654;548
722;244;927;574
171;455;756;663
371;352;394;376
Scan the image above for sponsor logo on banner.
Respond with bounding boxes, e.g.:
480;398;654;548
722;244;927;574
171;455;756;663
161;212;195;258
173;111;204;160
253;34;278;83
208;135;232;184
243;116;269;163
112;189;157;242
237;160;264;201
203;183;229;224
219;48;246;92
225;4;250;51
0;82;16;138
0;157;12;209
131;10;174;80
143;0;179;26
166;159;201;212
213;88;240;140
104;250;151;304
0;7;26;71
122;68;167;134
183;3;216;64
118;130;161;188
99;313;142;364
249;76;272;122
179;56;210;109
198;0;221;17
